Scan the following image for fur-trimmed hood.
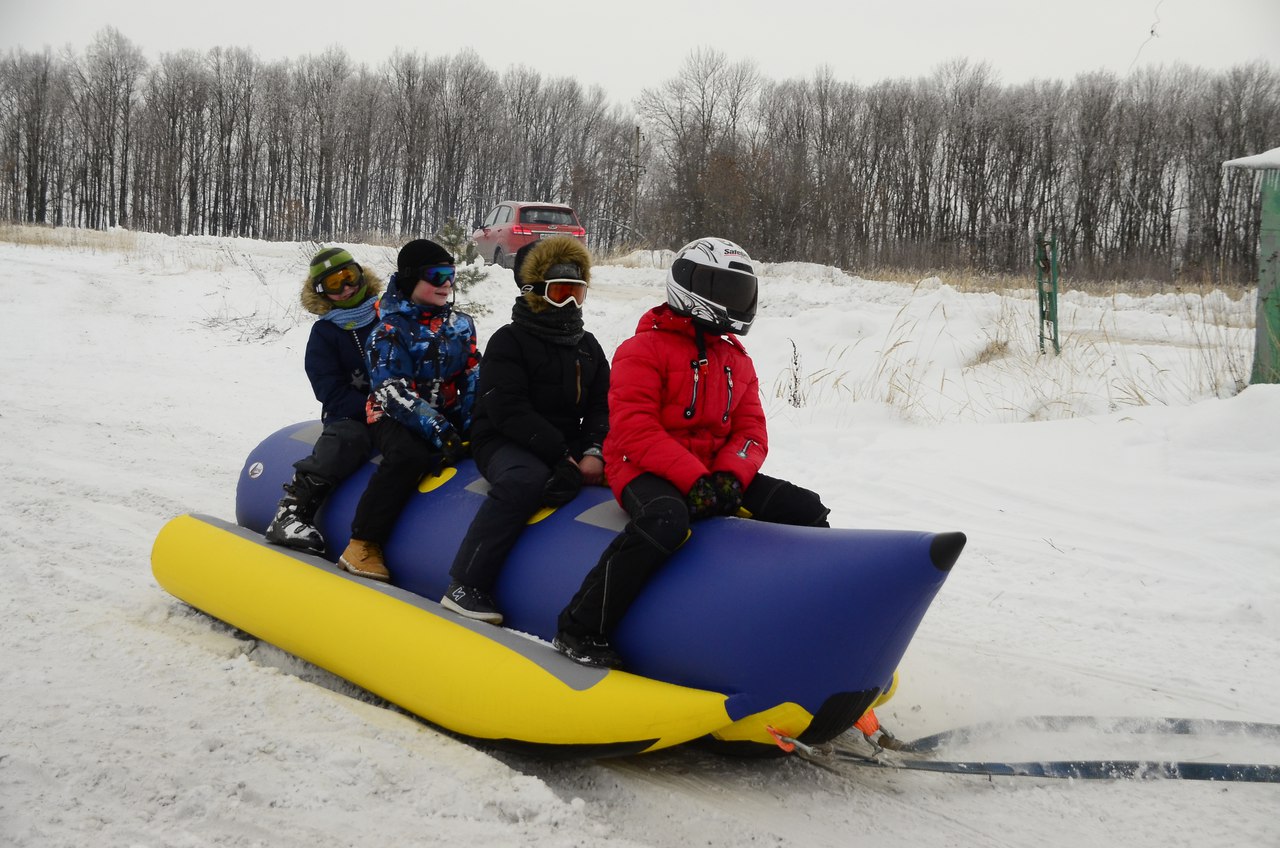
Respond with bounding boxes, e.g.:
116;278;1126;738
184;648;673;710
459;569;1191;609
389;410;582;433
516;236;591;314
300;268;386;316
517;236;591;287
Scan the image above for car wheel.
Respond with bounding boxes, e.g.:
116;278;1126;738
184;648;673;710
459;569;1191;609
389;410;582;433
493;248;504;269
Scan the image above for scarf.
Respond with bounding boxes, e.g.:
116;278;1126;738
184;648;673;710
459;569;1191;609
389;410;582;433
511;296;584;346
321;295;378;330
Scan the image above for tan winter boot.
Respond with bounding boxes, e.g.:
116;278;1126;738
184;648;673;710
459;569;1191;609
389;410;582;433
338;539;390;583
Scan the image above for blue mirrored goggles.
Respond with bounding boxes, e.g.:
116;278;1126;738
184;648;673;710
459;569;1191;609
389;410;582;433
416;265;456;287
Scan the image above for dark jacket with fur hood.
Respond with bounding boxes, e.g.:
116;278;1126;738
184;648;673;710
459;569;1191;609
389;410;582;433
470;237;609;466
299;270;385;424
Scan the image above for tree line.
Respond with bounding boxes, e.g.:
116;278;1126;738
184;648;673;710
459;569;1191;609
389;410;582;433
2;28;1277;282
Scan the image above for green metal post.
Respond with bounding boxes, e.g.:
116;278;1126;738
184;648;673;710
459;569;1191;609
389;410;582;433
1251;170;1280;384
1224;148;1280;385
1035;232;1060;355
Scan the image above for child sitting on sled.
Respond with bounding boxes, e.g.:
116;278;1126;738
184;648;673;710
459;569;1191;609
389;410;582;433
337;239;480;582
440;236;611;625
554;237;830;669
264;247;383;555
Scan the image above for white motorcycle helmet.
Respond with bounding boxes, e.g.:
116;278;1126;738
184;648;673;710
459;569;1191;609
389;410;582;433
665;237;759;335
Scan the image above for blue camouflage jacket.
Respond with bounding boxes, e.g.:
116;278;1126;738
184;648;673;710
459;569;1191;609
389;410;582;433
365;274;480;447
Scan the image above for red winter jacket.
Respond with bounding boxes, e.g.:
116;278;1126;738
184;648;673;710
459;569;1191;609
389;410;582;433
604;304;768;500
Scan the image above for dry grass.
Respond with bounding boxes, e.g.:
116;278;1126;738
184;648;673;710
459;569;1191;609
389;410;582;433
860;264;1254;298
595;246;674;268
967;338;1011;366
770;273;1253;424
5;223;1256;415
0;222;141;254
3;225;1252;295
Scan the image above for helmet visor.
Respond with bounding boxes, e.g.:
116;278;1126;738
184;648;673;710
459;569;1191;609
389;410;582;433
671;258;758;315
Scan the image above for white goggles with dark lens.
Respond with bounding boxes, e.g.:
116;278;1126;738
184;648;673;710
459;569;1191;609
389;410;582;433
542;278;587;307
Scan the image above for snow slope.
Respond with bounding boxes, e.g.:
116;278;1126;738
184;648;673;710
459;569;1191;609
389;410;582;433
2;228;1277;847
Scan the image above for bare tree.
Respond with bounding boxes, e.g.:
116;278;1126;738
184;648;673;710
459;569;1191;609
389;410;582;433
63;28;145;228
135;50;207;233
638;48;760;245
4;30;1274;285
0;48;70;223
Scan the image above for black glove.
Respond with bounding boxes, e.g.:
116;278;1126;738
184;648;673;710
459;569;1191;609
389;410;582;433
710;471;744;515
542;457;583;507
686;475;720;519
438;430;465;465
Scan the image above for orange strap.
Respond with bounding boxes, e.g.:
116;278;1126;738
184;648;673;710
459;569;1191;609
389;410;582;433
765;726;796;753
853;709;880;737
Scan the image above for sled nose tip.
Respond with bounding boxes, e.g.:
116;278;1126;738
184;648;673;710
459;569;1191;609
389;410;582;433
929;532;966;572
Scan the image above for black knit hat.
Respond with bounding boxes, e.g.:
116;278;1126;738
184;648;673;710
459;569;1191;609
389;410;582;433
396;239;454;296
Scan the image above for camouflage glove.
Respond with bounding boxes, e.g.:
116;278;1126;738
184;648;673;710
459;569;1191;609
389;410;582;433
421;412;454;449
369;377;419;423
686;475;720;520
374;377;417;414
709;472;744;515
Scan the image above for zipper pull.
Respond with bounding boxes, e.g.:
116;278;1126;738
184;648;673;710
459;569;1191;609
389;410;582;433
723;366;733;423
684;359;701;419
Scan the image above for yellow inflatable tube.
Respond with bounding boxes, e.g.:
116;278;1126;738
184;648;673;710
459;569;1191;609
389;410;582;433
152;514;734;754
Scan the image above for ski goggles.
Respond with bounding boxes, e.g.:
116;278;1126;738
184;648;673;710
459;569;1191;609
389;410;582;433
542;278;588;308
313;263;363;295
416;265;457;287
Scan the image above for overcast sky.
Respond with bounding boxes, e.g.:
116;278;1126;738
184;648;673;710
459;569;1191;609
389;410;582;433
3;0;1277;104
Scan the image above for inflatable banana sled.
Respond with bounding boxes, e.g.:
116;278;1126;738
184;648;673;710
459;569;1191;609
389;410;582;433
151;421;965;757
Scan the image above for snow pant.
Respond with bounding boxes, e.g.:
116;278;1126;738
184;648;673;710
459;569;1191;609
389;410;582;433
293;418;373;489
279;418;373;520
350;418;445;546
558;472;830;639
448;441;552;591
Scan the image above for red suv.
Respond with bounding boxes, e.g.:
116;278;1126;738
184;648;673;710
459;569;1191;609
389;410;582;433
471;201;587;269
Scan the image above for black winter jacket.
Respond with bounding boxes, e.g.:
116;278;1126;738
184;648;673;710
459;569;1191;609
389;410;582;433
470;323;610;466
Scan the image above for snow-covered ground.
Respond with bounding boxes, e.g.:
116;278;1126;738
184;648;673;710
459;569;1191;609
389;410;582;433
2;227;1277;847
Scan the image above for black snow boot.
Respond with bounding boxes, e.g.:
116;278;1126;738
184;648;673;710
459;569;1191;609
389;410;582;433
265;473;331;554
553;630;622;669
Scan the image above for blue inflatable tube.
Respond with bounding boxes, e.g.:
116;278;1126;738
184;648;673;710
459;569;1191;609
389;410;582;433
162;421;965;755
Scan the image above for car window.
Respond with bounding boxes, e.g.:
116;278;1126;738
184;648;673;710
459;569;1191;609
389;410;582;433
498;206;513;225
521;208;576;226
483;207;500;228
